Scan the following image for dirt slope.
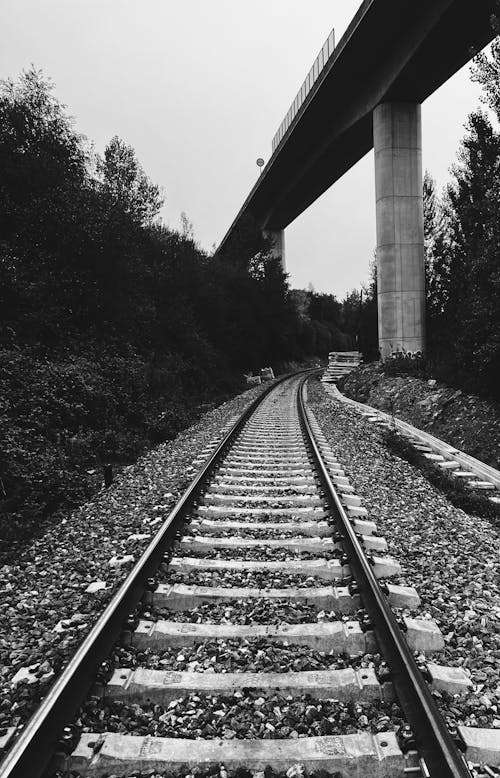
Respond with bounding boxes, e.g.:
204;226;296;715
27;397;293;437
337;363;500;471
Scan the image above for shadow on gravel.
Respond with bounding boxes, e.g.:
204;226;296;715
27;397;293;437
382;429;500;530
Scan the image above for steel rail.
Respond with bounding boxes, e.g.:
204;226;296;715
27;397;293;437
0;370;316;778
298;375;472;778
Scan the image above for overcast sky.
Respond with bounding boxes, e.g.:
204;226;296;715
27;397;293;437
1;1;486;298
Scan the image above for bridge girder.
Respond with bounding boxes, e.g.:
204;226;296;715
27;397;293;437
219;0;497;245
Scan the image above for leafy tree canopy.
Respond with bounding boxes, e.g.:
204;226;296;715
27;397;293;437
100;135;163;225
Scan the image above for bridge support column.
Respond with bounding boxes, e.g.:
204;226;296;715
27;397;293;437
373;102;425;358
263;229;286;272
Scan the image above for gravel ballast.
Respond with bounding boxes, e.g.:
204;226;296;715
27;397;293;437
193;513;323;525
160;570;335;589
110;642;385;675
9;372;500;778
0;385;267;739
145;602;349;625
172;547;343;561
76;692;403;740
308;379;500;731
187;527;322;540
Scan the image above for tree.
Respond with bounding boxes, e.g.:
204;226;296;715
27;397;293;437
423;170;437;277
0;66;87;208
427;110;500;395
358;258;379;360
216;212;273;272
422;169;452;324
0;67;98;337
471;9;500;121
100;136;163;225
180;211;194;240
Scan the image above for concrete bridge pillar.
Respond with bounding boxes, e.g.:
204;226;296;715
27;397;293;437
373;102;425;358
263;229;286;272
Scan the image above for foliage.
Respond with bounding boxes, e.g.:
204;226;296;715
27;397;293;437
382;352;429;379
471;8;500;121
423;110;500;398
423;169;441;295
338;260;379;361
286;266;379;363
0;68;363;553
0;342;236;557
99;135;163;225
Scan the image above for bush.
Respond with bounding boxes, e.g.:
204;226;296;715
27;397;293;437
0;68;357;560
148;403;197;443
0;341;238;560
382;352;429;379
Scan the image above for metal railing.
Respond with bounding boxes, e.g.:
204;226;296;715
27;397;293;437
271;28;335;153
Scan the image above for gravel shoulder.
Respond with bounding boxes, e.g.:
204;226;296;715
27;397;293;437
0;384;266;740
338;362;500;470
307;377;500;731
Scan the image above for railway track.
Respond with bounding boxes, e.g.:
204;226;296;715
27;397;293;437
0;372;495;778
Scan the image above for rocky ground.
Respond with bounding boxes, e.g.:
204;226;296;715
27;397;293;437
337;363;500;470
161;570;337;588
77;692;403;740
4;372;500;778
0;383;267;745
111;640;383;675
307;378;500;732
144;601;347;624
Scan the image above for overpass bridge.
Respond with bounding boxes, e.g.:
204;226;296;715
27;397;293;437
217;0;497;357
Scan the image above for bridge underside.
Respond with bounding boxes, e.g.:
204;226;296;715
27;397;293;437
241;0;496;232
219;0;497;357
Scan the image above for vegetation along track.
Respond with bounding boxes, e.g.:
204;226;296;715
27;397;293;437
1;373;497;778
